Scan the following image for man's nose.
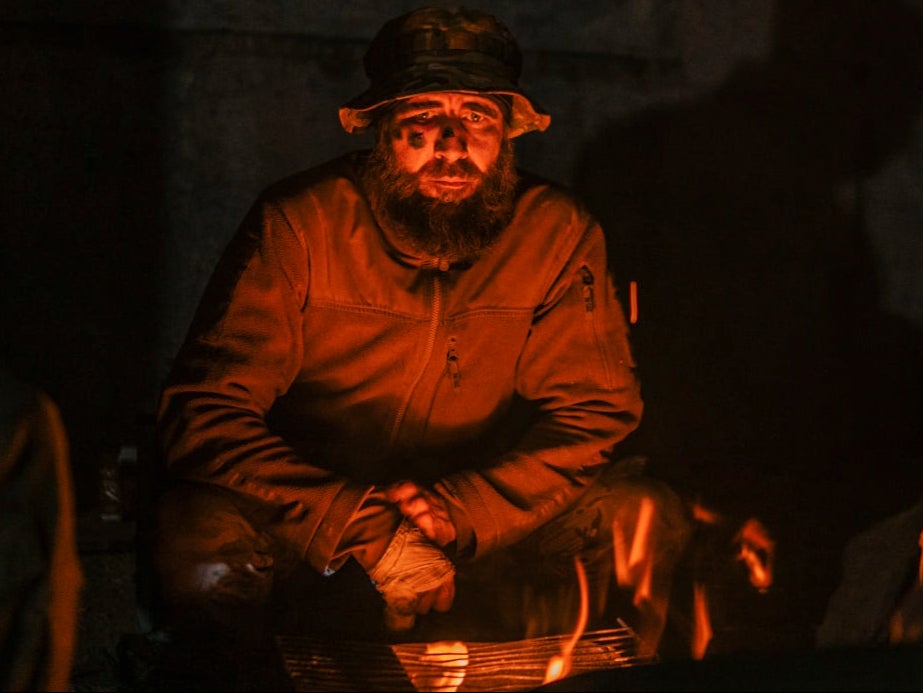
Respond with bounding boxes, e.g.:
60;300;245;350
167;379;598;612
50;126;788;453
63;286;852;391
434;122;467;161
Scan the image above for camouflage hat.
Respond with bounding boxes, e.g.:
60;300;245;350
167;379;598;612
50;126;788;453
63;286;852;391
339;6;551;138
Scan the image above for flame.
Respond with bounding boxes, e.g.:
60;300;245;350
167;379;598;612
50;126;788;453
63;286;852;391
690;500;721;525
611;497;668;658
691;582;713;659
735;518;774;593
613;515;629;585
614;497;654;587
629;280;639;324
628;497;654;569
889;529;923;645
407;640;469;692
542;556;589;685
918;529;923;586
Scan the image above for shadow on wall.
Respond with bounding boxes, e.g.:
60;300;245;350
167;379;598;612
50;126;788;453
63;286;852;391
573;0;923;641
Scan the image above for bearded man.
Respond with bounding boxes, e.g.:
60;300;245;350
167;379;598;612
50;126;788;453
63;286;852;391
145;5;692;684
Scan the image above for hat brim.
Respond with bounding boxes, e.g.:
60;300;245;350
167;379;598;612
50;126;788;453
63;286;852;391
339;63;550;139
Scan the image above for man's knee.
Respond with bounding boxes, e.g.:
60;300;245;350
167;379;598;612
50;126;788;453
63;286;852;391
533;467;693;566
149;483;275;616
604;475;694;564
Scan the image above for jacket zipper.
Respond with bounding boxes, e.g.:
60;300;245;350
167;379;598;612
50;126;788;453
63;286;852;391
446;336;461;389
390;271;443;445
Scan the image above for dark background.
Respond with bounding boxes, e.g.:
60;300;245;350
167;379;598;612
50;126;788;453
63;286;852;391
2;0;922;676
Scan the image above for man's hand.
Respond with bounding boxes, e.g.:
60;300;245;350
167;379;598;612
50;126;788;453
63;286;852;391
384;481;458;548
367;519;456;631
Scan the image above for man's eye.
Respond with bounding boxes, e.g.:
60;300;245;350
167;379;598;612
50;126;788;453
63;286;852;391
412;112;432;122
466;112;484;122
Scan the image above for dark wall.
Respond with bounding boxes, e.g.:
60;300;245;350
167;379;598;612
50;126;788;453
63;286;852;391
2;0;921;564
1;20;171;503
575;0;923;513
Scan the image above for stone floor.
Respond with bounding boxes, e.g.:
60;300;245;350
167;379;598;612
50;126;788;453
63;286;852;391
70;516;142;692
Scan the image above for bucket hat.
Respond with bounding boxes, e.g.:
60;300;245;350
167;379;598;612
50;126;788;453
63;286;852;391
339;6;551;138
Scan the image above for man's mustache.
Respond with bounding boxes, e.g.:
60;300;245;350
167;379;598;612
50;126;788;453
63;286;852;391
419;158;481;179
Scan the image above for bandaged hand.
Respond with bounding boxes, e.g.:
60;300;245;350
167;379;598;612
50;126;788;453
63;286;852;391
384;481;458;548
367;519;456;631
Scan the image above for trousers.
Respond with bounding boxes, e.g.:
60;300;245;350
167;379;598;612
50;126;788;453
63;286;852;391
144;456;692;656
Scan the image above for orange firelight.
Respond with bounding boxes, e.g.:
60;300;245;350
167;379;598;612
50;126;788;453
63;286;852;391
542;556;590;685
629;280;638;324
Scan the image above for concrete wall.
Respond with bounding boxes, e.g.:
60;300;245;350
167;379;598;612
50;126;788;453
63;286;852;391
2;1;921;526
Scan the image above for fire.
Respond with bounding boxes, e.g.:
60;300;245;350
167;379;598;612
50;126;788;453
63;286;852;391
406;640;470;692
611;496;667;658
690;500;720;525
691;582;713;660
629;280;639;324
888;529;923;645
542;556;589;685
628;497;654;570
678;502;776;658
735;518;774;593
917;528;922;586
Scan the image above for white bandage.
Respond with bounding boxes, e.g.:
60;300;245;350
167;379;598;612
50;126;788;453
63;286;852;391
368;519;456;630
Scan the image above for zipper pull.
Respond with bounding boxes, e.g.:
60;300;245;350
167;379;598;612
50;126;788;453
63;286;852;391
579;265;595;312
447;338;461;389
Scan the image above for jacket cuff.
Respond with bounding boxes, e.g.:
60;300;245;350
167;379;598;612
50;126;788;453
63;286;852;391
437;474;496;560
304;484;372;574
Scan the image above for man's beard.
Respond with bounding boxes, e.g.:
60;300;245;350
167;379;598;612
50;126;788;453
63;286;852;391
361;139;519;263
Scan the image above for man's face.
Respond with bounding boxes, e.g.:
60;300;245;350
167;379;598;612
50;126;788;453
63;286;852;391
361;91;518;262
385;92;506;202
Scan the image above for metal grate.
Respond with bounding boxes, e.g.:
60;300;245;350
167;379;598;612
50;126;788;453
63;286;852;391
277;624;653;692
